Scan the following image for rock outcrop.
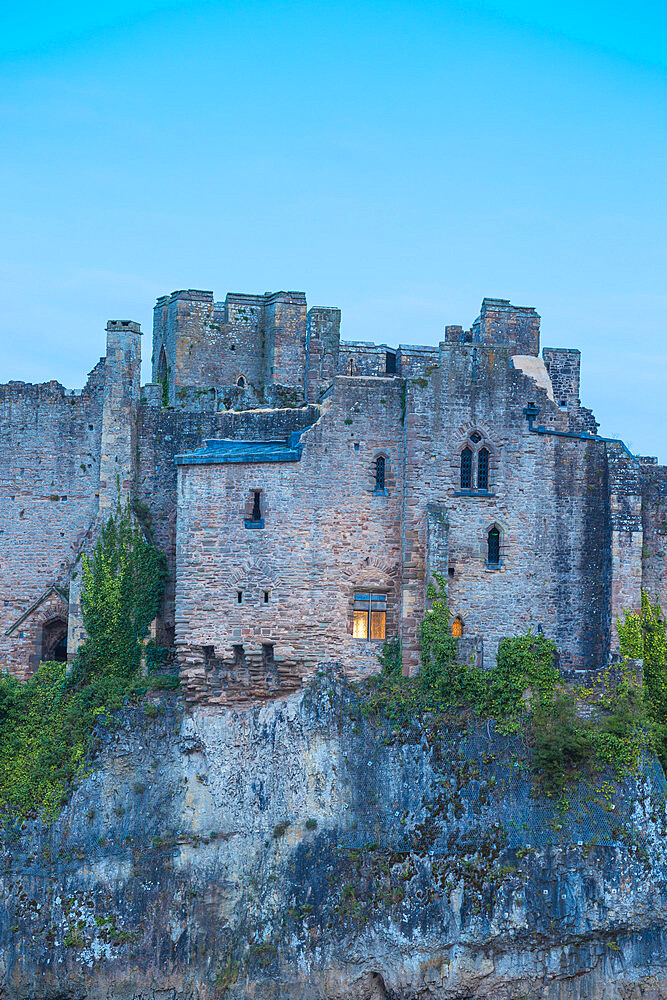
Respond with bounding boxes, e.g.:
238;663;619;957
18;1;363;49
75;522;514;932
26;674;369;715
1;670;666;999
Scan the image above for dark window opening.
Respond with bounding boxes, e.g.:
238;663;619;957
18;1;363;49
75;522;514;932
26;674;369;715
353;592;387;641
487;527;501;566
42;618;67;663
236;375;246;389
448;567;455;578
230;343;236;351
385;351;396;375
460;448;473;489
470;431;482;443
375;456;386;491
477;448;489;490
263;590;270;604
236;590;243;604
245;490;264;529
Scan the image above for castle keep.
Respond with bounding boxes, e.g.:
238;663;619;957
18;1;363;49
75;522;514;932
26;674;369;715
1;289;665;700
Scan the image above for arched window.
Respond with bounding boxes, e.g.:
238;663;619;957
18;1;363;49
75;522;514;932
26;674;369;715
157;345;168;383
477;448;489;490
375;456;386;491
157;346;169;406
236;375;246;389
487;526;501;566
42;618;67;663
452;616;463;638
460;448;473;489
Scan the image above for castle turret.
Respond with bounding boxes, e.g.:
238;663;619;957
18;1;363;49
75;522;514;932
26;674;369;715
100;319;141;509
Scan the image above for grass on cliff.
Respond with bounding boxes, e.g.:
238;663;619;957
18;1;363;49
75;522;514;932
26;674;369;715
359;577;664;791
0;500;170;822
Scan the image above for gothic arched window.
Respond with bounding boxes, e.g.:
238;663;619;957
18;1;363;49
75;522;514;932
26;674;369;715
477;448;489;490
487;526;501;566
460;448;473;489
375;456;386;491
452;616;463;638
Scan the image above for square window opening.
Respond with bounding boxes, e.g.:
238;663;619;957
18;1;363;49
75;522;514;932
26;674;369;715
353;592;387;641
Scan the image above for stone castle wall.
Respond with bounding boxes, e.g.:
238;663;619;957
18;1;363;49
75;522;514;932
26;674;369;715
0;288;664;689
641;459;667;612
0;373;105;677
175;377;405;702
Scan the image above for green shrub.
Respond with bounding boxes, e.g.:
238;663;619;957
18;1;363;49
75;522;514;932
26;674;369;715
0;499;166;821
358;575;652;790
618;591;667;767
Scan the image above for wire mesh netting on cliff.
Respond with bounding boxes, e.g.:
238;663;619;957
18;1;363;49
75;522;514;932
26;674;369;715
337;721;667;855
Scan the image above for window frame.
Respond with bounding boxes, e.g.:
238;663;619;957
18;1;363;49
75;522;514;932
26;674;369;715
352;592;387;641
477;447;490;491
460;447;473;489
486;526;501;568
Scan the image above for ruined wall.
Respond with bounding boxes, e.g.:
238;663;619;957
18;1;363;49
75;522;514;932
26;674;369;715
399;347;612;673
607;443;643;638
152;289;330;408
0;374;104;677
474;297;541;355
305;306;341;402
338;342;396;378
542;347;599;435
641;459;667;611
137;405;320;646
175;378;405;703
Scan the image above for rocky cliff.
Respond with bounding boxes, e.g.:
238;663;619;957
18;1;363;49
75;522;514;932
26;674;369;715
2;668;666;1000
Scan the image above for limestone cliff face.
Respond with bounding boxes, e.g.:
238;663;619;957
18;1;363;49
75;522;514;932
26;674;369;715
1;671;667;1000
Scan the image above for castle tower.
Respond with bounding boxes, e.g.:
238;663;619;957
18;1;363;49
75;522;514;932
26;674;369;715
99;320;142;510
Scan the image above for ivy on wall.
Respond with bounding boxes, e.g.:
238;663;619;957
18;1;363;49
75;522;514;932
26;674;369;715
362;575;655;791
0;501;168;821
617;591;667;767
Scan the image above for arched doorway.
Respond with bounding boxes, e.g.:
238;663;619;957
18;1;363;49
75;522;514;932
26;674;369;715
42;618;68;663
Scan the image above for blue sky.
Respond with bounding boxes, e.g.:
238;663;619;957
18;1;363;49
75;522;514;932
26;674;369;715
1;1;665;457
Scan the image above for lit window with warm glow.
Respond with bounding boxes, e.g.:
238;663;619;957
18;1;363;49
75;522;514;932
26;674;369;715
452;616;463;638
353;592;386;640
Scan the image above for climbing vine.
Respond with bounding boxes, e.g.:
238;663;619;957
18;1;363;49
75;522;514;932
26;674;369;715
617;591;667;767
161;364;170;407
0;500;168;821
77;500;166;681
360;574;651;791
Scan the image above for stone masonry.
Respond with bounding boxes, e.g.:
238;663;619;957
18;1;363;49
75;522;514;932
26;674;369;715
0;290;664;701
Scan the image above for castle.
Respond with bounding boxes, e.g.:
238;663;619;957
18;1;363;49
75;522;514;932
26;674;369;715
1;288;665;703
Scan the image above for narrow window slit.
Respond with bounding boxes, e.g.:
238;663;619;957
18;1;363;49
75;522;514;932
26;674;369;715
487;527;501;566
460;448;473;489
375;456;386;491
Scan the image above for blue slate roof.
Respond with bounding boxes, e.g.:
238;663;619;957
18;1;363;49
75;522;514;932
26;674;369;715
175;428;310;466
